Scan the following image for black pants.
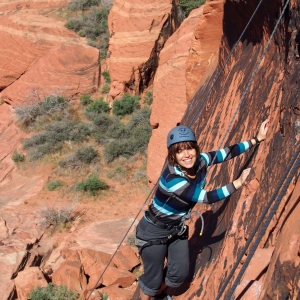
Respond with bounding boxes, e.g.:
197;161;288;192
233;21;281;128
136;217;189;297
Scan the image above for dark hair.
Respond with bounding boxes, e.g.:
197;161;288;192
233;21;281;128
167;141;200;166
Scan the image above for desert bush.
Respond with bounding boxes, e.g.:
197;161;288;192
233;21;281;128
75;146;98;164
47;180;64;191
23;120;90;160
179;0;206;18
112;94;140;116
125;106;151;131
12;151;25;163
145;91;153;105
106;117;125;139
28;283;80;300
80;94;93;106
102;71;111;83
68;0;99;11
38;205;75;228
15;95;69;128
76;174;108;195
65;17;83;31
107;165;127;179
100;83;110;94
58;155;84;169
86;98;109;114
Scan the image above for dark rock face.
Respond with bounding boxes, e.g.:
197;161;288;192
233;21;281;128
178;0;300;299
140;0;300;299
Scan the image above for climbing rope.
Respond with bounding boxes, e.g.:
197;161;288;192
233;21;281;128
186;0;265;128
86;0;274;298
86;184;157;300
216;143;300;300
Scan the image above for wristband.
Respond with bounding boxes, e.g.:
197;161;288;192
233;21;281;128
253;136;260;144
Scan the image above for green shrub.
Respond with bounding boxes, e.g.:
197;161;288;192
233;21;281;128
102;71;111;83
80;94;93;106
106;117;125;139
100;83;110;94
125;106;151;131
76;174;108;195
179;0;206;18
23;120;90;160
86;98;109;114
47;180;64;191
12;151;25;163
68;0;99;11
112;94;140;116
28;283;80;300
145;91;153;105
75;146;98;164
107;166;127;179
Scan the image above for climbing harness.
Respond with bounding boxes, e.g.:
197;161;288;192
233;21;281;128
216;143;299;300
86;0;269;298
135;209;188;253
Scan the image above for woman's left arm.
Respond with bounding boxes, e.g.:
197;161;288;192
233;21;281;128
201;119;269;166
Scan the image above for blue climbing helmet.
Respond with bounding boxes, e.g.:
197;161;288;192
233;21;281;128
167;125;196;148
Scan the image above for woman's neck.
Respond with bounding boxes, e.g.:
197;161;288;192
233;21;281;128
177;165;196;178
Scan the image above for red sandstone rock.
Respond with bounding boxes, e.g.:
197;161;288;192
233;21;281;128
186;0;225;101
112;245;140;271
52;260;87;292
102;265;136;288
0;12;99;106
147;7;203;184
107;0;178;99
14;267;47;300
74;218;137;254
99;284;134;300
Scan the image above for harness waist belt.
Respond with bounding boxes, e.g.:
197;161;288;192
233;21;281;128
144;210;182;230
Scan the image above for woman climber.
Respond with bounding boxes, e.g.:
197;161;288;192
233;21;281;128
135;119;269;300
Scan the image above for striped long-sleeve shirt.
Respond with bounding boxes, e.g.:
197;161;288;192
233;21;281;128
149;140;253;223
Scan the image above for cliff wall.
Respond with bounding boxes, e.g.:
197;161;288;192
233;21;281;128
145;0;300;299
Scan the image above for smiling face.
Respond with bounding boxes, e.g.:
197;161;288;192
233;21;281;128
175;147;197;169
167;141;199;168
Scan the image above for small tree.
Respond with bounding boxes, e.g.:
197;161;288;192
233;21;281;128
102;71;111;83
80;94;93;105
112;94;140;116
86;98;110;114
76;174;108;195
75;146;98;164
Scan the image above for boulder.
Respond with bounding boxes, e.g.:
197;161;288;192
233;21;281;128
102;265;136;288
112;245;140;271
107;0;178;98
52;260;87;292
14;267;48;300
99;285;135;300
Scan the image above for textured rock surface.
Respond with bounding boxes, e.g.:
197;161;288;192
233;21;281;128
14;267;48;300
0;209;44;299
147;6;205;184
185;0;225;101
0;11;99;106
107;0;179;99
141;0;300;299
0;104;46;207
